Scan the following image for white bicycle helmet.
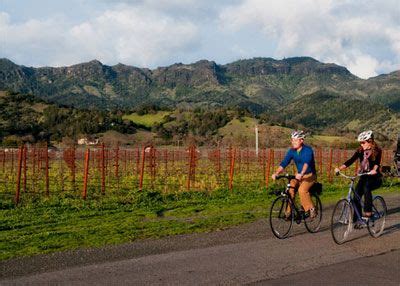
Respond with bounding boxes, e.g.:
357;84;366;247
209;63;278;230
357;130;374;142
291;130;306;139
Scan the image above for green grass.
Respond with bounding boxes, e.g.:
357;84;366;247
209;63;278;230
218;117;257;139
122;111;171;128
308;135;354;145
1;182;398;261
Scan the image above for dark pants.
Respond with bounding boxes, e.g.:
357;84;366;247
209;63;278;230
353;175;382;219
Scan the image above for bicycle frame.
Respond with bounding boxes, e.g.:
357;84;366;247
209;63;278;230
337;172;378;223
332;171;387;243
276;175;305;221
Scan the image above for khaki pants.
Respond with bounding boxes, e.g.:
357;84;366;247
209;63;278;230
287;173;316;213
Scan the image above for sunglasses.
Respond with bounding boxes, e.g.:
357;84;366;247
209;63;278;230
360;141;370;145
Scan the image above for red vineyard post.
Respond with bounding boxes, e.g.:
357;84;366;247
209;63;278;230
150;146;156;188
328;148;333;182
22;145;27;193
115;144;120;191
136;147;140;178
82;148;90;200
14;145;24;205
139;146;147;191
32;146;37;192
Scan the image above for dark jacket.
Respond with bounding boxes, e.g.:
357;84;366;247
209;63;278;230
344;147;382;174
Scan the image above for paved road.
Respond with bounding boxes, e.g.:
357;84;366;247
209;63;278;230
1;194;399;285
252;249;400;285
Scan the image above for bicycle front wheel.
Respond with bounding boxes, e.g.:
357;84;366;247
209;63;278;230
304;194;322;233
367;196;387;238
331;199;353;245
269;195;293;239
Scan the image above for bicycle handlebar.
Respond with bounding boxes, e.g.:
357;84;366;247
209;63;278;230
335;171;372;180
275;174;296;181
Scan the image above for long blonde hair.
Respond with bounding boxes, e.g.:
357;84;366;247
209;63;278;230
357;140;380;161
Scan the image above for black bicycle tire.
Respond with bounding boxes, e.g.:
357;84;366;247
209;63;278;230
269;195;293;239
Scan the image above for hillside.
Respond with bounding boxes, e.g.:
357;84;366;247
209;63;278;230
0;57;399;142
0;91;137;146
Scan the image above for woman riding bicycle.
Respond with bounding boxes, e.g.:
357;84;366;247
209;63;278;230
272;130;317;218
334;130;382;226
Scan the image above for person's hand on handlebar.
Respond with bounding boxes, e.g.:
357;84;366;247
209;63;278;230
369;169;377;175
334;164;347;176
272;166;284;181
295;173;303;181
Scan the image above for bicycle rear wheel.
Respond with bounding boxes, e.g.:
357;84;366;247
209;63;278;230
331;199;353;244
269;195;293;239
367;196;387;238
304;194;322;233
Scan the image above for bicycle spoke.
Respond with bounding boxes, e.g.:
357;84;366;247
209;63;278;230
270;196;293;239
331;199;352;244
367;196;387;238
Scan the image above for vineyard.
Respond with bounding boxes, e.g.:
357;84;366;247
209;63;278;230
1;144;396;205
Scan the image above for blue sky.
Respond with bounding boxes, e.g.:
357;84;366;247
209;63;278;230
1;0;399;78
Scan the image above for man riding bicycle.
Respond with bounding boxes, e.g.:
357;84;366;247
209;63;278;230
272;130;317;218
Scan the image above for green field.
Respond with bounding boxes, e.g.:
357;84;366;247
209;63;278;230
1;181;398;261
122;111;171;128
307;134;357;147
218;117;257;139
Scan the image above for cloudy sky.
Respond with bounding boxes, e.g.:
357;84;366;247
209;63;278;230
1;0;399;78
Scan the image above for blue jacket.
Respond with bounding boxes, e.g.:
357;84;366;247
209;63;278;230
280;145;316;175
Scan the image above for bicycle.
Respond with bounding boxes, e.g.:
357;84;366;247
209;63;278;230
331;171;387;245
269;174;323;239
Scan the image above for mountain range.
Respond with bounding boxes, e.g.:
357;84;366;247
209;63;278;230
0;57;399;139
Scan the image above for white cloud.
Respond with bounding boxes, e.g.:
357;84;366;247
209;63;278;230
219;0;400;78
0;0;399;78
0;5;199;67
